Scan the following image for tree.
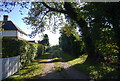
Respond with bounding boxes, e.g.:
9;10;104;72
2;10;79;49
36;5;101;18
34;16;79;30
1;2;98;63
38;34;49;46
71;2;120;64
24;2;99;63
59;25;85;57
2;2;120;79
2;2;120;64
38;34;49;52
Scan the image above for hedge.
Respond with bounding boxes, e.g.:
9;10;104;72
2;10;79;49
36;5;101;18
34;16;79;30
2;37;44;68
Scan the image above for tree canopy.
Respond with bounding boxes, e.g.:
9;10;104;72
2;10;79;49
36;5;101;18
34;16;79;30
1;2;120;78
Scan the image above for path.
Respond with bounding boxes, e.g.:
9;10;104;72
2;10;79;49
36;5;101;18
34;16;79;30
61;62;88;79
36;50;89;80
36;59;64;79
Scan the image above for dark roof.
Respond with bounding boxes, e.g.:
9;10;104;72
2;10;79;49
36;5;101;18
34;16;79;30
1;21;27;35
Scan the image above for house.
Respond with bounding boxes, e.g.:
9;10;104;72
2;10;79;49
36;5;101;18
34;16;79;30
0;15;27;40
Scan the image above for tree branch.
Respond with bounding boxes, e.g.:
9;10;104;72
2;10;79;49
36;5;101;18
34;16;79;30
41;2;67;14
41;10;50;21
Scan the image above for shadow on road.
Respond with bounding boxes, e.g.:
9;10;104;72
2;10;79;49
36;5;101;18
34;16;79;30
33;64;89;80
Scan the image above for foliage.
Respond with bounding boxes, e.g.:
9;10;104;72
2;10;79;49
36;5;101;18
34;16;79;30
38;34;49;46
2;37;44;68
0;21;4;32
1;2;120;62
2;37;22;57
1;2;97;62
78;2;120;65
59;25;85;57
2;52;50;81
62;52;118;79
36;44;44;57
1;2;120;78
38;34;50;52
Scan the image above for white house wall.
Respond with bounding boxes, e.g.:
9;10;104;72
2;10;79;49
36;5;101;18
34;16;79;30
1;31;17;37
0;31;27;40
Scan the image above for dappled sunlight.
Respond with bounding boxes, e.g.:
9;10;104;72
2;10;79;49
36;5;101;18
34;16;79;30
33;62;89;79
68;55;88;66
3;52;51;80
88;65;116;79
36;52;50;60
9;62;44;79
39;57;63;63
41;65;88;79
3;45;119;80
1;2;119;80
62;52;118;79
14;49;64;79
40;59;51;62
72;61;117;79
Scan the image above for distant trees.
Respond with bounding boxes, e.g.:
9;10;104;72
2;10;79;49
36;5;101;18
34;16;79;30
38;34;49;46
38;34;50;52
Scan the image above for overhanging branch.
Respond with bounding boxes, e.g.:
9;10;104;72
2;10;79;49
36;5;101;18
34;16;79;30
41;10;50;21
41;2;67;14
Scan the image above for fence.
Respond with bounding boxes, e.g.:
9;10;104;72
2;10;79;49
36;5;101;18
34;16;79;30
0;55;20;80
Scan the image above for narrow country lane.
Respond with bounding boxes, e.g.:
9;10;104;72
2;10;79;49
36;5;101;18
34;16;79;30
35;50;89;80
36;59;64;79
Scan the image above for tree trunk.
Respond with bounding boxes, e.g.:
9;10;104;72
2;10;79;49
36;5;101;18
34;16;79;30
77;21;99;64
64;2;99;64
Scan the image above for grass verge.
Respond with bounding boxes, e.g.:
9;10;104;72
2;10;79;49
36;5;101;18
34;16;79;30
2;52;50;81
61;52;118;79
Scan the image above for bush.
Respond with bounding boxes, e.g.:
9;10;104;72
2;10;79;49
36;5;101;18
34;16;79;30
36;44;44;58
2;37;44;68
2;37;21;57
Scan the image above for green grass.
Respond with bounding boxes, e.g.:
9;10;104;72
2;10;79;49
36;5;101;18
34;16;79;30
61;52;75;61
2;52;50;81
61;52;118;79
37;52;50;59
68;54;88;65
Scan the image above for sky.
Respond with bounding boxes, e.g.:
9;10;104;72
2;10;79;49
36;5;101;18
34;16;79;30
0;4;62;46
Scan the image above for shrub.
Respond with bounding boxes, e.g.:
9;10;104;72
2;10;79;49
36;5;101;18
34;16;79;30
2;37;21;57
2;37;44;68
36;44;44;58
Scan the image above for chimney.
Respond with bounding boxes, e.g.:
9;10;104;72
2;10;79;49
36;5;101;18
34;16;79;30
3;15;9;21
